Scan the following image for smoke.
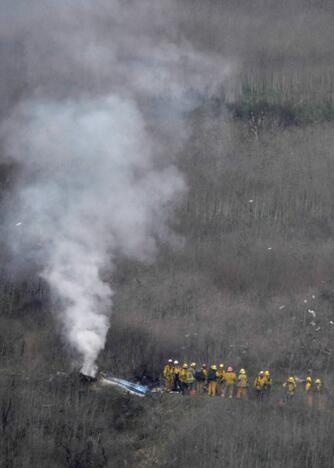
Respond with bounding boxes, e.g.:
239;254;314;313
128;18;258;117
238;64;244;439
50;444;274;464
0;0;232;375
2;95;186;375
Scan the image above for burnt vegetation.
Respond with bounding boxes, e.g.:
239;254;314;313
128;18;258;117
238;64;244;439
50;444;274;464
2;0;334;467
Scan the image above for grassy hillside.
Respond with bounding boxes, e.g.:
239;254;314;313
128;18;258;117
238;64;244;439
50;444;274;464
2;79;334;378
1;374;333;468
2;1;334;466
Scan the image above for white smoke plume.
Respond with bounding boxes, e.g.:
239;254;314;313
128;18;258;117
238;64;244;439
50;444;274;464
0;0;232;375
2;96;186;376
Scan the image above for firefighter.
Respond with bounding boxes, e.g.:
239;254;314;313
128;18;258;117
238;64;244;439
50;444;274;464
180;363;190;395
223;366;237;398
172;360;181;392
207;365;218;396
216;363;225;395
314;378;324;409
264;370;272;396
305;376;313;407
188;362;197;394
195;364;207;394
163;359;174;392
236;368;248;399
283;376;296;400
315;378;322;392
254;371;266;401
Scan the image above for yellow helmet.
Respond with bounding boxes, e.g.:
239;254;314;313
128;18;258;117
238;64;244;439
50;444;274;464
183;363;188;369
288;376;295;383
211;364;217;370
306;376;312;383
219;363;224;368
190;362;196;368
315;378;321;384
239;368;246;374
264;370;270;376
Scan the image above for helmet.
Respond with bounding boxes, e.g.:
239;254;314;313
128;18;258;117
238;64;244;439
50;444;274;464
264;370;270;376
168;359;173;364
288;376;295;383
219;363;224;368
174;360;179;365
240;368;246;374
202;364;207;368
315;378;321;384
211;364;217;370
183;363;188;369
227;366;233;372
191;362;196;368
306;376;312;383
259;371;264;376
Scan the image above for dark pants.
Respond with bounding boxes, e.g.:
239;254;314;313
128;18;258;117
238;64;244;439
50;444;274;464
285;392;294;402
173;374;182;392
180;382;189;395
264;385;271;398
255;389;264;401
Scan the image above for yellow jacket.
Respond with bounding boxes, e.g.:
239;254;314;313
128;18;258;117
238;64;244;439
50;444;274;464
180;368;195;384
163;364;174;378
315;382;322;392
180;368;188;383
238;374;248;388
305;382;312;393
174;366;181;376
224;371;237;385
284;381;296;393
216;370;225;381
264;376;272;386
254;376;266;389
187;369;195;384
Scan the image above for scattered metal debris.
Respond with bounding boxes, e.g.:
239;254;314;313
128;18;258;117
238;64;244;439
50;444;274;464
79;372;97;383
100;373;149;397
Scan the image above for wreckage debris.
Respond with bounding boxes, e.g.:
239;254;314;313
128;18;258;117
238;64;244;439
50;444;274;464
79;372;97;383
99;373;148;397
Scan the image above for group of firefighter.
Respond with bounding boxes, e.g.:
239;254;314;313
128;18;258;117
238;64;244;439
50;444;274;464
163;360;323;406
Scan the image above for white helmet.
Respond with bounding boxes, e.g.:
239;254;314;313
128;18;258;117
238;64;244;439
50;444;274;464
168;359;173;363
174;360;179;365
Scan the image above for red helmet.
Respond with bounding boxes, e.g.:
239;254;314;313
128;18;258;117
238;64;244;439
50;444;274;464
227;366;233;372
